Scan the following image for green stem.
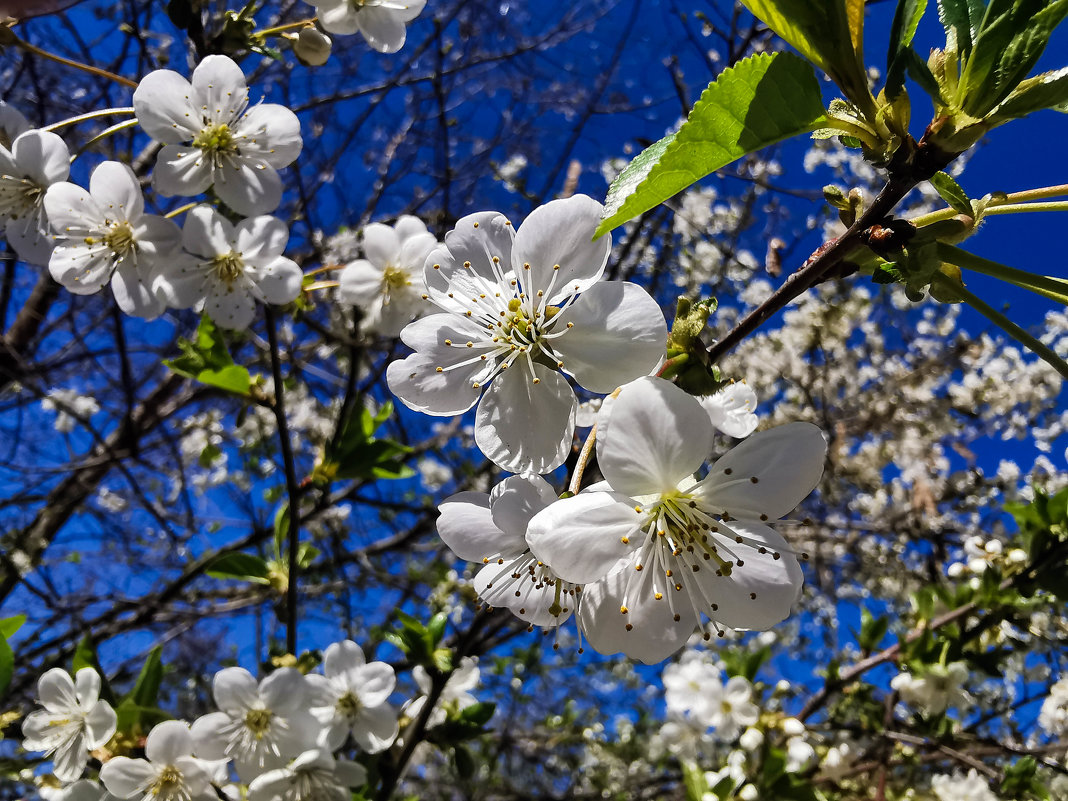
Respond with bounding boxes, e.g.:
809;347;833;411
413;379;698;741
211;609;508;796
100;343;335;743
909;183;1068;226
937;243;1068;306
255;17;316;37
41;107;136;132
935;274;1068;380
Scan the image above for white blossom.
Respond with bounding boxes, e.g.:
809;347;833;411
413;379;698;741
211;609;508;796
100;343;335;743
0;128;69;265
309;0;426;53
21;668;117;783
133;55;301;215
306;639;398;753
404;656;480;729
100;720;224;801
931;768;1000;801
338;215;437;336
153;205;302;330
246;749;366;801
45;161;179;318
42;388;100;432
699;381;758;438
890;662;972;716
527;376;825;663
1039;676;1068;735
387;195;667;474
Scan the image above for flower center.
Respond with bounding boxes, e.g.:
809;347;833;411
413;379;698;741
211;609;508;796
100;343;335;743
152;765;183;798
244;707;273;739
381;264;410;297
193;123;236;157
0;175;42;219
104;220;136;258
336;691;361;719
212;251;245;286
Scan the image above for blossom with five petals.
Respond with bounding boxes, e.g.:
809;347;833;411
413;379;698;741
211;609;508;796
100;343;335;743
21;667;117;782
0;129;70;265
527;376;825;663
437;474;578;628
387;194;667;474
247;749;367;801
133;55;302;215
306;639;398;753
309;0;426;53
152;205;303;330
338;215;437;336
100;720;225;801
45;161;179;319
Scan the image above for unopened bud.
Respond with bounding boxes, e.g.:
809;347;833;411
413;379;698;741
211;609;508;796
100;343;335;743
292;26;331;67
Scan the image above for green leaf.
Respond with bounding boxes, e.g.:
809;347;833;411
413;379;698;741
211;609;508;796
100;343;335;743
859;608;890;652
129;647;164;709
164;315;251;396
886;0;928;97
206;552;272;584
904;47;947;103
929;172;972;214
0;614;26;639
937;0;985;58
597;52;826;236
453;744;475;780
459;701;496;727
273;502;290;562
991;67;1068;121
317;402;413;483
738;0;870;109
0;632;12;700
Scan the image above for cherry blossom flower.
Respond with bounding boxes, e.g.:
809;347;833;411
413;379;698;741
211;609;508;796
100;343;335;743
931;768;1000;801
100;720;224;801
890;662;972;716
405;656;480;729
437;474;578;628
309;0;426;53
152;205;303;330
0;101;30;149
338;215;437;336
247;749;367;801
133;55;302;215
700;381;758;438
21;667;117;782
662;651;723;722
45;161;179;319
526;377;826;663
387;195;667;474
306;639;398;753
0;129;69;265
190;667;318;782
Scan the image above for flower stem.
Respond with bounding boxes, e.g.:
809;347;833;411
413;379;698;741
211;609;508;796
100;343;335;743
933;274;1068;380
255;17;317;37
41;107;136;133
937;242;1068;305
569;425;597;495
12;37;138;89
69;119;139;161
164;202;199;220
909;183;1068;227
303;263;342;278
264;306;304;655
304;279;339;291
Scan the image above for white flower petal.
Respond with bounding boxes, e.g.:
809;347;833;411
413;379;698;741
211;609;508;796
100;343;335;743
13;130;70;185
111;260;164;320
74;668;102;706
424;211;514;299
338;259;382;305
698;422;826;520
473;557;574;627
191;55;249;125
131;214;182;266
52;728;91;782
36;667;78;713
145;720;194;764
510;194;608;304
552;281;666;393
489;474;557;540
100;756;157;798
596;376;713;496
6;212;52;265
152;145;213;199
89;161;144;221
323;639;366;678
334;757;369;787
474;362;576;474
350;703;398;753
182;205;233;258
318;1;360;35
189;712;232;760
44;181;106;234
525;491;642;584
361;222;400;268
213;158;283;216
437;491;522;562
352;662;396;708
259;668;307;714
700;383;758;439
84;700;117;748
213;667;259;714
356;6;409;53
151;253;209;309
245;256;302;305
134;70;200;142
578;571;697;664
234;104;302;169
235;215;288;259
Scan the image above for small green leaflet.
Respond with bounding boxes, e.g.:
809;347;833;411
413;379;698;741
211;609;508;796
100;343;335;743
164;315;251;396
886;0;928;98
929;172;972;214
992;67;1068;121
206;552;272;584
0;632;11;699
597;52;826;237
0;614;26;639
936;0;985;58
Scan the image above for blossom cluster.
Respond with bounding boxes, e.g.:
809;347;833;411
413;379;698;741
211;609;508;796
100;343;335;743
20;643;482;800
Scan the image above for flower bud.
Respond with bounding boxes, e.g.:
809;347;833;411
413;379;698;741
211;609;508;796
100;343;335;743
293;26;332;66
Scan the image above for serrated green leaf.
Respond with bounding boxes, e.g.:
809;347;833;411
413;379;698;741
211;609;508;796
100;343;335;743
887;0;928;97
992;67;1068;120
0;632;12;700
937;0;985;58
930;172;972;214
738;0;870;109
164;316;250;396
597;52;826;236
206;552;272;584
0;615;25;639
904;47;947;103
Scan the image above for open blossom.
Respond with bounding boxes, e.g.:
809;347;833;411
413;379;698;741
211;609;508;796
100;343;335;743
309;0;426;52
247;749;367;801
527;377;825;663
387;195;667;474
0;128;69;265
306;639;399;753
338;215;437;336
100;720;225;801
153;205;303;330
45;161;179;319
437;474;578;628
190;667;318;782
700;381;758;438
405;656;480;729
1039;676;1068;735
891;662;972;716
133;55;301;215
21;668;117;782
931;769;1000;801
